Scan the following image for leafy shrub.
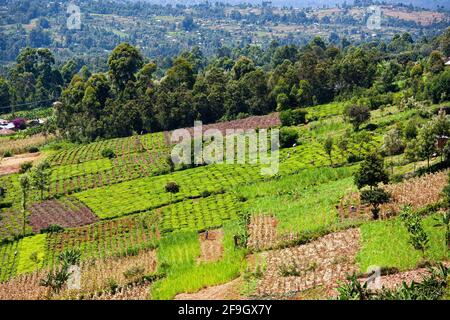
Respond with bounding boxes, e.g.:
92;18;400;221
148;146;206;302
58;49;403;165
337;264;449;300
40;225;65;234
28;146;39;153
400;206;430;256
344;105;371;131
2;150;12;158
347;154;362;163
165;181;180;193
19;162;33;173
360;187;391;220
200;190;212;198
278;263;300;277
280;109;307;126
101;148;116;159
58;248;82;266
279;127;299;148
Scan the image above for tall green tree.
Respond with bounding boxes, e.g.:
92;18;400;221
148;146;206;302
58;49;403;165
108;43;144;91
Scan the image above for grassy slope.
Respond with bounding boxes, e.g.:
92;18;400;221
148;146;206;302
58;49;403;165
357;214;448;272
151;220;246;300
16;234;46;275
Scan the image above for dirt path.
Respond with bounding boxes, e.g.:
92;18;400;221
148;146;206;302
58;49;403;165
362;262;450;293
174;278;243;300
197;229;224;263
0;152;43;175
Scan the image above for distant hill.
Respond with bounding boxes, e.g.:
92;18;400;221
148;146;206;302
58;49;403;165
135;0;450;10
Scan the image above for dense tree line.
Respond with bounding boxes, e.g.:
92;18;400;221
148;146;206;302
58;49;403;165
0;27;449;143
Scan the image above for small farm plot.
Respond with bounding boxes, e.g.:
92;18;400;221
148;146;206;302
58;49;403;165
0;241;19;282
15;234;47;275
356;214;448;272
243;177;356;236
252;228;361;298
0;134;53;156
49;144;171;196
28;198;99;233
151;220;245;300
49;132;168;167
340;171;448;219
160;193;241;233
0;209;28;242
380;171;448;215
56;249;158;299
74;164;263;219
0;249;158;300
0;270;48;300
44;213;159;267
167;113;281;142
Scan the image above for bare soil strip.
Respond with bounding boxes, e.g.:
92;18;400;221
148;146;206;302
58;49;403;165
197;229;224;263
339;171;448;219
174;278;243;300
247;215;278;251
0;152;43;175
253;228;361;298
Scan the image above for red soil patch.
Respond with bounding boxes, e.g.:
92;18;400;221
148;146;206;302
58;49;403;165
167;113;280;144
28;198;99;232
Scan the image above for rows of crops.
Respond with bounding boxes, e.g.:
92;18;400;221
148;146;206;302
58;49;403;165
28;198;99;233
43;213;159;268
0;209;27;242
49;132;167;166
75;137;363;220
48;149;170;196
75;163;263;219
160;193;241;233
0;242;19;282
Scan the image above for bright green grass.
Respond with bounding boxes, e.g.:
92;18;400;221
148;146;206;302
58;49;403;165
235;166;355;199
160;193;241;233
50;158;113;182
306;102;347;120
244;177;356;234
75;164;263;219
74;140;352;220
16;234;47;275
151;220;246;300
357;214;448;272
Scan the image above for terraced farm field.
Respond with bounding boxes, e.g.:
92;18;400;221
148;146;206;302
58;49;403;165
1;99;449;302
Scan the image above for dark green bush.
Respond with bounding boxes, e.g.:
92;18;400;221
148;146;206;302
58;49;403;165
280;109;308;126
101;148;116;159
279;127;299;148
2;150;12;158
40;225;65;234
165;181;180;193
28;146;39;153
19;161;33;173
